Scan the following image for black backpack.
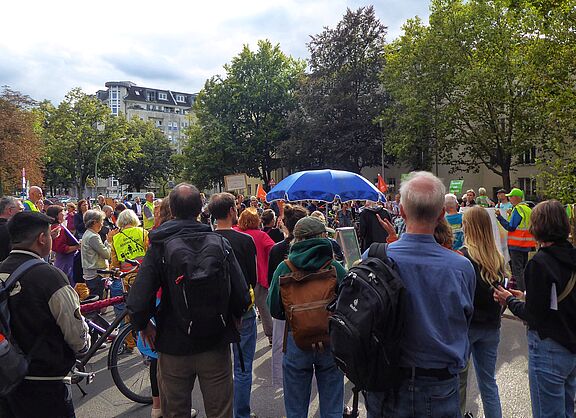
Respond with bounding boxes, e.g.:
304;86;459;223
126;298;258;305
162;231;232;339
0;259;44;396
329;242;406;392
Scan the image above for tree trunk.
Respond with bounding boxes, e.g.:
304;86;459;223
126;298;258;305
501;167;511;191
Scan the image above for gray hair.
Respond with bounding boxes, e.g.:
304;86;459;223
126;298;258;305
444;194;459;210
0;196;18;215
400;172;446;224
117;209;140;228
84;209;104;229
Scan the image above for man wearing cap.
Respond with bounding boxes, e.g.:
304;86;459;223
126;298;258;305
267;216;347;418
496;188;536;291
495;189;513;216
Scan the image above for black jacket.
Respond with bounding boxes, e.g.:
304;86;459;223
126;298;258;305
461;247;502;329
0;218;10;262
127;219;251;355
0;251;89;377
507;241;576;353
359;206;391;252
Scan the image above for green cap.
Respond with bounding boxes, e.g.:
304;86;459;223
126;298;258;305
506;188;524;198
294;216;332;239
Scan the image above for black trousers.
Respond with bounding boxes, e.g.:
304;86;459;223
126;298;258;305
4;380;75;418
510;250;529;291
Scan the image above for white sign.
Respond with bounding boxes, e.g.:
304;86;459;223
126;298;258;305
461;207;509;264
224;174;248;191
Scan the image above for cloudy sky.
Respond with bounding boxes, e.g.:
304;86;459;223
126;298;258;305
1;0;430;104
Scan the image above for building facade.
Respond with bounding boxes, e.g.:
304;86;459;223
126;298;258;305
96;81;196;152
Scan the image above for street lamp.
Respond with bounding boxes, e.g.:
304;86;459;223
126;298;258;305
94;137;126;197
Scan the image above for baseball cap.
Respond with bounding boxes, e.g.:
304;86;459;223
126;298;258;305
497;188;507;194
293;216;333;239
506;188;524;198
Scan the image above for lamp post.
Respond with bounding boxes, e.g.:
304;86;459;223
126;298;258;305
94;137;125;197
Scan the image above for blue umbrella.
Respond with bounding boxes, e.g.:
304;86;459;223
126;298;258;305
266;169;385;203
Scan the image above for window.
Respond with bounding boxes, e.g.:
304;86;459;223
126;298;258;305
158;92;168;100
519;147;537;165
155;120;162;127
517;177;537;201
146;91;156;101
109;86;121;116
176;94;185;102
111;91;118;99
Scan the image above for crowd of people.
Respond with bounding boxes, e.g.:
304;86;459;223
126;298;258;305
0;173;575;418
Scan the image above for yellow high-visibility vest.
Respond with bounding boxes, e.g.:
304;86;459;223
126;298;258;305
112;227;146;263
143;201;155;230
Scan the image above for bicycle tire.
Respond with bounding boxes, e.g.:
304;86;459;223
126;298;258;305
109;323;153;404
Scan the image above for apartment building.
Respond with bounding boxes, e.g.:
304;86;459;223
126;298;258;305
96;81;196;152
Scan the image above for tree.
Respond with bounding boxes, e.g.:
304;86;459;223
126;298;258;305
40;88;130;197
383;0;546;190
181;40;305;189
0;87;44;194
118;118;175;192
283;7;390;173
380;18;450;172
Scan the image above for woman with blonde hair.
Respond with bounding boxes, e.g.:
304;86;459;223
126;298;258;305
234;208;275;343
460;206;507;417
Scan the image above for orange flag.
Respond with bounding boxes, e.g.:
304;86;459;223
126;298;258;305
256;184;267;201
377;174;388;193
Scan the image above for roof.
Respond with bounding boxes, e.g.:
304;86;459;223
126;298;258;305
104;81;196;107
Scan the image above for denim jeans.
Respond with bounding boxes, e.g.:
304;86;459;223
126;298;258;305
283;332;344;418
365;375;460;418
233;311;257;418
467;326;502;418
527;330;576;418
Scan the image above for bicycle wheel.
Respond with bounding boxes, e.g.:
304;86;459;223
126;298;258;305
109;323;153;404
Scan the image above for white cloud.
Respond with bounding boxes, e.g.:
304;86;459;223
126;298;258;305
0;0;430;103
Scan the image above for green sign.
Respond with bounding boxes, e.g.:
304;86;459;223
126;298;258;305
449;180;464;195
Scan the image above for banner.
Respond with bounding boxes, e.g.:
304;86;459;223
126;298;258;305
449;180;464;195
461;207;509;264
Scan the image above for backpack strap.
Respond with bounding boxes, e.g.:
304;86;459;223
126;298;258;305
367;242;389;261
1;259;45;299
558;271;576;304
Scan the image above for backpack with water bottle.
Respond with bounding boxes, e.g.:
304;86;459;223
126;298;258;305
0;259;44;396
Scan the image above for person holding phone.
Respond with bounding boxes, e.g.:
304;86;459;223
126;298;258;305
459;206;508;418
494;200;576;418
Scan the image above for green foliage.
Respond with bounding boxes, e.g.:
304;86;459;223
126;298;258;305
383;0;549;189
0;88;44;194
117;118;175;192
41;88;121;197
283;7;390;173
181;40;305;189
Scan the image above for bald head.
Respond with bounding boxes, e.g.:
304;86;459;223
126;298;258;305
400;172;446;224
169;183;202;219
29;186;43;202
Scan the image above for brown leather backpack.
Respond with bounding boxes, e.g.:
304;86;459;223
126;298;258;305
279;259;337;351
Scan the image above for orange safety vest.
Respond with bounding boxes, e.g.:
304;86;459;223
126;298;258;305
507;203;536;249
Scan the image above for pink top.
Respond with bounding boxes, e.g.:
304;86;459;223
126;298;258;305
233;227;275;288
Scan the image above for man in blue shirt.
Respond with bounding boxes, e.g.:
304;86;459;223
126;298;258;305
365;172;476;418
444;194;464;250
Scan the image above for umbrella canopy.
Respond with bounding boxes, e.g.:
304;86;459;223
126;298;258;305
266;169;385;203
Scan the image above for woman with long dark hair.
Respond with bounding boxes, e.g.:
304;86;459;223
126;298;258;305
494;200;576;417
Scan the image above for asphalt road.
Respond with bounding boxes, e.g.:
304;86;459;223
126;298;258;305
73;314;531;418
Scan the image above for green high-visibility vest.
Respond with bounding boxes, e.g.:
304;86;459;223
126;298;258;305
112;227;146;262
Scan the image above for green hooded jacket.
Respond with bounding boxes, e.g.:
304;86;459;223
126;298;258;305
266;238;347;320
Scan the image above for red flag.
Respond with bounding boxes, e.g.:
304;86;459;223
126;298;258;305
377;174;388;193
256;184;267;201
